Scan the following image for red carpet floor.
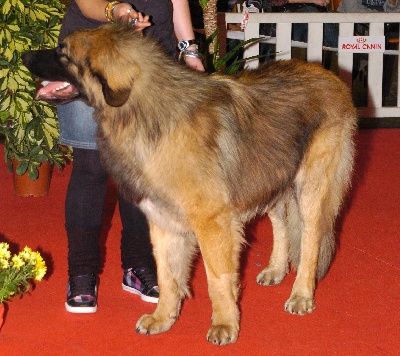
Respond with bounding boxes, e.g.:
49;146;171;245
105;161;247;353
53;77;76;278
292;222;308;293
0;128;399;355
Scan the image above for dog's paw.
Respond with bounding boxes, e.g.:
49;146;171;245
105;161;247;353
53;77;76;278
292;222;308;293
136;313;175;335
256;267;286;286
284;295;316;315
206;324;238;345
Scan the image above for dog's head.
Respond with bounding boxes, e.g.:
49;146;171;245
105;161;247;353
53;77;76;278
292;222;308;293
22;23;148;107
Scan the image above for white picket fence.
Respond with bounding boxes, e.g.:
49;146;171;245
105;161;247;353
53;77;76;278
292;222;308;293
224;12;400;118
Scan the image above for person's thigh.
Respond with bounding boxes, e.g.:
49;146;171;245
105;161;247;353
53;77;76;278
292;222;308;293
58;101;98;149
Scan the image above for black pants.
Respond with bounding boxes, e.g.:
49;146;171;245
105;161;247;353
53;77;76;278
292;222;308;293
65;148;155;276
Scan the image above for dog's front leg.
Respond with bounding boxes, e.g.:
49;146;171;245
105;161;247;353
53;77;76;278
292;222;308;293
136;221;196;335
195;215;243;345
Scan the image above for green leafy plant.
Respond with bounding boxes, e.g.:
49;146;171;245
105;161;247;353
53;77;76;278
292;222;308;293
201;28;266;74
0;0;72;180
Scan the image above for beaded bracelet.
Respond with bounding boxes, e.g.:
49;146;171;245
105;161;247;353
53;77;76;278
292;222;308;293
105;1;120;22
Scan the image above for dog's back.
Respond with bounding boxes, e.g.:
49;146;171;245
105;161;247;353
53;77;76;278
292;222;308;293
202;59;356;218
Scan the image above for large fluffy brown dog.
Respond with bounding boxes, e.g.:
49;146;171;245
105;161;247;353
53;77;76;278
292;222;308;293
22;23;357;345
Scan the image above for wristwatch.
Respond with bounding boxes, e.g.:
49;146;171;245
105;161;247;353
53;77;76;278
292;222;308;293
177;39;197;51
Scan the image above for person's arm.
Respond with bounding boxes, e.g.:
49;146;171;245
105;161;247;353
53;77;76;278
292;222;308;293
271;0;329;8
76;0;113;21
271;0;289;6
75;0;150;30
288;0;329;6
171;0;205;71
337;0;377;12
336;0;345;12
384;0;400;12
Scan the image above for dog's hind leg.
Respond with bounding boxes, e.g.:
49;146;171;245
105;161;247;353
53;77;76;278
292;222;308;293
136;221;197;335
283;173;333;315
284;123;354;315
194;212;244;345
256;194;291;286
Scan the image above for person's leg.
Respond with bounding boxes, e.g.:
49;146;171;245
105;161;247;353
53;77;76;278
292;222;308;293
58;101;108;313
64;148;109;313
66;148;109;277
322;23;338;70
292;23;308;43
119;195;155;270
119;195;159;303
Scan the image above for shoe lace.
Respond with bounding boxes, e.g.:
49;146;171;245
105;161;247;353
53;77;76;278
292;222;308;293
133;267;158;289
70;275;96;296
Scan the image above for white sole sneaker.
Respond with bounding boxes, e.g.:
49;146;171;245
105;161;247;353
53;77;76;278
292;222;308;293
122;283;158;304
65;302;97;313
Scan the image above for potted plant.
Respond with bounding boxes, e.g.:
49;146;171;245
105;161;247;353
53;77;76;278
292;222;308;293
0;0;72;195
201;28;265;74
0;242;47;329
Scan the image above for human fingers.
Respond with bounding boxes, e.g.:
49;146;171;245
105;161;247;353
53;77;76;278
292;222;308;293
132;13;151;31
113;3;137;21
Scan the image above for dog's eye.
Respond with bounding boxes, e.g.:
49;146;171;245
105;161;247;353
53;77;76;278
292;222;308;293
56;43;65;55
56;43;72;60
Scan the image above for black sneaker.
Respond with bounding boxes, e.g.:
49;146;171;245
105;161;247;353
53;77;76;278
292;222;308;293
122;267;159;304
65;274;98;313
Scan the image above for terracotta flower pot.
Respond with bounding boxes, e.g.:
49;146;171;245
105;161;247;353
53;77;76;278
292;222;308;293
12;159;52;197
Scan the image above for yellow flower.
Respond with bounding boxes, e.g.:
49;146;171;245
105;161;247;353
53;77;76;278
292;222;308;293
0;242;9;251
0;242;11;260
0;243;47;303
32;251;47;281
34;266;47;281
12;255;25;269
0;258;9;269
20;246;33;261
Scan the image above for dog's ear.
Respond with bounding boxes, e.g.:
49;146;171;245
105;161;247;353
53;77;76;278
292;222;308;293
82;25;143;107
97;75;131;107
89;49;133;107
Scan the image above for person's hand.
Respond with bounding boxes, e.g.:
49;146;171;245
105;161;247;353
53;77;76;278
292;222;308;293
291;0;329;6
183;56;205;72
182;43;205;72
311;0;330;6
113;3;151;31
